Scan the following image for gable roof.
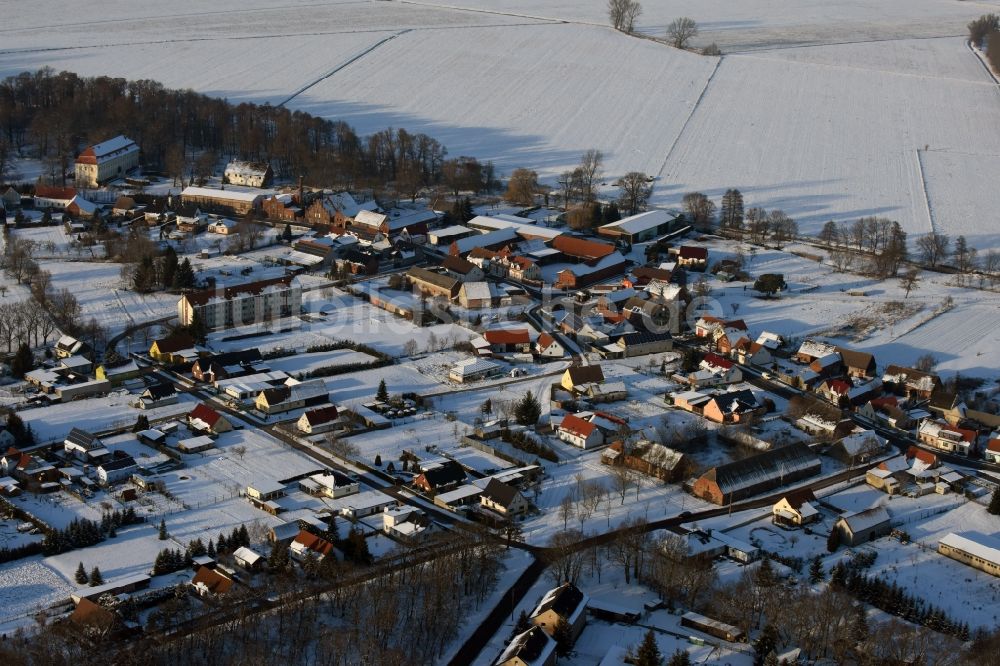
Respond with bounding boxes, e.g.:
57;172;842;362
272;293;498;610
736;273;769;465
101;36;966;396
836;347;876;372
565;365;604;386
779;488;817;510
551;235;616;261
144;382;176;400
292;529;335;556
559;413;597;438
536;332;560;351
496;627;556;666
482;478;521;508
678;245;708;260
302;405;339;426
531;582;586;621
152;333;195;354
35;185;77;201
699;443;820;496
702;352;734;370
407;267;459;292
441;254;479;275
417;460;466;488
707;389;758;415
192;566;233;594
839;506;890;534
189;403;224;427
70;597;116;629
484;329;530;346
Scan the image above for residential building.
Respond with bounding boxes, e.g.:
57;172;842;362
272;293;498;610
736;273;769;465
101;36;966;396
534;333;565;358
938;532;1000;577
772;489;819;527
413;460;466;494
223;161;272;188
33;185;77;209
480;478;530;517
560;365;605;393
64;428;109;462
918;420;975;455
702;389;762;424
441;255;485;282
829;430;887;465
836;347;877;379
383;505;433;541
74;135;140;187
191;349;265;383
676;246;708;270
54;335;91;360
558;414;605;450
530;582;589;643
601;440;686;482
299;471;359;499
495;627;556;666
96;455;138;486
187;403;233;435
178;276;302;330
233;546;264;571
691;443;821;505
484;329;531;354
835;506;891;546
985;439;1000;464
254;379;329;415
882;365;942;400
297;406;341;434
148;333;197;364
458;281;497;308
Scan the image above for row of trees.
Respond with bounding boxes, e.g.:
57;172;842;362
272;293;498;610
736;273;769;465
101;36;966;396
0;68;464;195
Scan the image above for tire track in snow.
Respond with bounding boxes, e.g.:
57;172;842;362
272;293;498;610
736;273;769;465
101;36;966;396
277;29;412;108
650;56;723;200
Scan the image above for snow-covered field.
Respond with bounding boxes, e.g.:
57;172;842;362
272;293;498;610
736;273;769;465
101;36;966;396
17;393;195;443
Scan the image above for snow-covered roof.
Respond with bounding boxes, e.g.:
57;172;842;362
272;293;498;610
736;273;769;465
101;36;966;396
940;532;1000;566
460;281;493;301
451;358;502;378
181;186;263;203
797;339;838;359
839;506;890;534
600;208;677;235
233;546;262;565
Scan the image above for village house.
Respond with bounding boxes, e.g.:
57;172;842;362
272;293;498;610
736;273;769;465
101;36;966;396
191;349;265;383
534;333;565;358
560;365;605;394
985;438;1000;464
262;193;302;222
479;478;531;518
795;339;839;365
296;405;341;435
601;440;686;482
694;316;747;340
484;329;531;354
96;454;138;486
772;488;820;527
441;255;485;282
882;365;942;400
178;275;302;330
207;218;238;235
829;429;888;465
702;389;763;424
290;529;336;562
865;456;910;495
187;403;233;435
69;598;118;634
450;227;520;257
254;379;329;415
607;331;673;358
223;161;272;188
64;428;110;463
75;135;140;187
530;582;589;643
495;626;557;666
834;506;892;546
836;347;878;379
557;413;604;449
938;532;1000;578
675;245;708;270
918;420;976;456
148;333;198;365
413;460;467;494
458;282;498;309
449;358;504;383
54;335;91;360
691;443;821;505
383;505;433;541
33;185;77;210
233;545;264;571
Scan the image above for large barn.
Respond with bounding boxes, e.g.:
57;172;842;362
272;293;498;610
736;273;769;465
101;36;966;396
691;443;821;505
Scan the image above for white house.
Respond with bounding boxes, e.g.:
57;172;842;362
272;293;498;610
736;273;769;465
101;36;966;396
534;333;565;358
558;414;604;450
96;455;138;486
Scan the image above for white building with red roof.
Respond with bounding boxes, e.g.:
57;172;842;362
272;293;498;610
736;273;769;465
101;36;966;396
557;413;604;450
74;135;140;187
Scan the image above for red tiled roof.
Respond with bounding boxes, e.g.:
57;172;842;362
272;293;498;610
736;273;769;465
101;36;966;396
906;446;938;466
34;185;77;200
303;405;339;426
560;413;596;438
551;235;616;261
192;566;233;594
189;403;223;427
293;529;335;556
703;352;734;370
537;333;557;350
826;379;851;395
484;329;530;346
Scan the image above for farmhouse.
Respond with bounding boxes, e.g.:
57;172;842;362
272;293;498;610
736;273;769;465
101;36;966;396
34;185;77;209
297;406;341;434
495;626;556;666
180;186;264;215
441;255;485;282
224;161;272;188
691;443;821;505
772;488;819;527
484;329;531;354
835;506;891;546
938;532;1000;577
557;413;604;450
178;275;302;330
882;365;942;400
187;403;233;435
74;135;140;187
601;440;686;482
458;281;498;308
530;582;589;643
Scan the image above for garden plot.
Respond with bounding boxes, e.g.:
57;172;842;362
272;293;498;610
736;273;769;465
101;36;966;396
8;492;104;530
17;393;195;443
0;557;74;628
0;519;42;550
656;53;1000;244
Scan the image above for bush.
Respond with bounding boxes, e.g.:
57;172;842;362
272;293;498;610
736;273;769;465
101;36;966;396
969;13;1000;45
503;431;558;463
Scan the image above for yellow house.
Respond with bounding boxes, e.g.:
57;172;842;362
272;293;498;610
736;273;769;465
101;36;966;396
560;365;604;393
496;627;556;666
772;489;819;527
95;361;143;384
530;583;589;644
149;333;197;364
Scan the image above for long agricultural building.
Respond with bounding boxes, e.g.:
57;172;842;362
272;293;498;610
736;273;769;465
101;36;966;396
691;443;821;505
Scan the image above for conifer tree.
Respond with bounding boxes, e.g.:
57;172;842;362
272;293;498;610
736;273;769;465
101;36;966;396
376;378;389;402
635;629;663;666
89;566;103;586
753;624;779;666
809;555;824;583
74;561;89;585
988;486;1000;515
158;519;167;540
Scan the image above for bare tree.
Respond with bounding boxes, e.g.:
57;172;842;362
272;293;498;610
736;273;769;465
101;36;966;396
547;529;586;585
666;17;698;49
916;232;949;267
576;150;603;203
611;464;633;505
504;168;539;206
616;171;653;215
682;192;715;231
899;267;919;297
608;0;642;34
914;353;938;373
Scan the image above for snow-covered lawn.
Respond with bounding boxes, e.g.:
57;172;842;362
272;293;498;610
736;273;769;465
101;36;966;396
17;392;195;443
0;557;74;628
